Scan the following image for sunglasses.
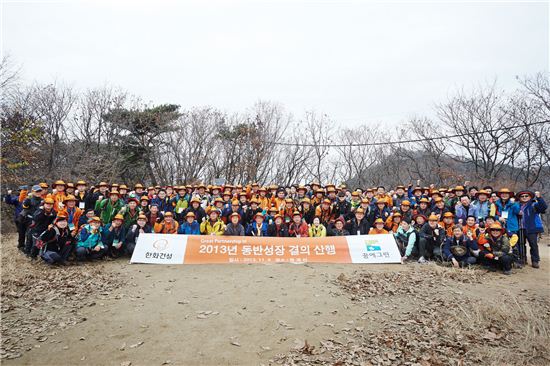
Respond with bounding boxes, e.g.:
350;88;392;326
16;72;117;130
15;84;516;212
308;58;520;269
520;194;530;198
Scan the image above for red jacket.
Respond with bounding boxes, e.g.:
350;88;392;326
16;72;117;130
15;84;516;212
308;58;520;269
288;222;309;237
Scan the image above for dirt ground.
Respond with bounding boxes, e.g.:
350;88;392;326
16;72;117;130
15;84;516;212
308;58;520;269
1;233;549;366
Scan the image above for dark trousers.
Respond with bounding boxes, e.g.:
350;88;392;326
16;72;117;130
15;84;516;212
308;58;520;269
125;242;136;256
76;246;107;261
41;245;72;265
482;254;513;271
419;238;442;259
25;233;40;258
15;221;29;249
109;243;125;258
526;232;540;264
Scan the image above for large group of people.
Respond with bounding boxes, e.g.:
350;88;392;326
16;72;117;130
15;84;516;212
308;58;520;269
3;180;547;274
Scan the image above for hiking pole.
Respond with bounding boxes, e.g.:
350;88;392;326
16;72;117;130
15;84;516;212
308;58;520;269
517;220;527;265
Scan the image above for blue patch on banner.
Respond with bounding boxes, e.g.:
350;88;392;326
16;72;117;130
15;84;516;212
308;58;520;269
366;245;381;251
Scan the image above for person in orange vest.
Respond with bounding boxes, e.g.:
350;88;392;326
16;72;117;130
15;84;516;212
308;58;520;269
48;180;68;212
60;195;83;236
369;218;389;235
439;212;455;237
257;187;270;210
385;212;402;234
154;211;179;234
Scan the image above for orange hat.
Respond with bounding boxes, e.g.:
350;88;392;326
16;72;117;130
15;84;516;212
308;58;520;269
113;214;124;221
229;212;241;220
214;197;224;204
301;198;311;204
274;214;283;220
134;183;144;189
268;206;278;212
76;180;87;186
55;212;68;222
374;218;384;224
475;189;490;197
98;181;110;188
361;198;369;204
489;223;504;231
453;185;465;192
39;182;49;189
190;197;201;204
433;197;443;203
164;212;174;217
284;198;294;203
63;195;77;203
428;215;439;222
250;198;260;205
254;212;264;220
292;210;302;217
497;188;514;197
376;198;387;205
88;216;101;223
43;197;55;205
392;212;402;218
297;185;307;192
419;198;430;204
443;212;454;218
401;200;411;206
51;180;67;188
351;191;360;197
140;196;150;201
119;184;128;190
109;190;121;197
322;198;331;205
356;208;365;215
185;212;196;218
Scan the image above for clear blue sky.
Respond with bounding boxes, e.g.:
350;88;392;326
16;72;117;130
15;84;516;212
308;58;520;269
2;0;548;126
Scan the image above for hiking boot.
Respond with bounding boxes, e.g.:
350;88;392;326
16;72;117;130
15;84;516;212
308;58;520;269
418;256;427;264
532;262;540;269
503;270;512;275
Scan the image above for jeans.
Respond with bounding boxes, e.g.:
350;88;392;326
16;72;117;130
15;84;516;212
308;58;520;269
41;245;71;265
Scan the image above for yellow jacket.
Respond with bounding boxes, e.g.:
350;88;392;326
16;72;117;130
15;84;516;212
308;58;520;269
200;219;226;235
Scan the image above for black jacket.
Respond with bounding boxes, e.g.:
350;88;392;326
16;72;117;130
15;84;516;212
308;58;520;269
346;218;371;235
267;223;289;237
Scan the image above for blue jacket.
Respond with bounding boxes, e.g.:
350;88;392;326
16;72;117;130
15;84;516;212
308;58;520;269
178;221;200;235
151;197;173;213
494;199;520;233
443;235;478;261
519;197;547;234
102;223;127;246
471;200;491;220
246;222;269;236
77;224;104;249
455;204;479;223
3;194;22;220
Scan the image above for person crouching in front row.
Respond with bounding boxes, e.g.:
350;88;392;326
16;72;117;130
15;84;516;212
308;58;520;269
477;223;513;275
39;212;74;265
125;214;151;255
76;216;107;261
102;214;126;258
442;225;478;268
